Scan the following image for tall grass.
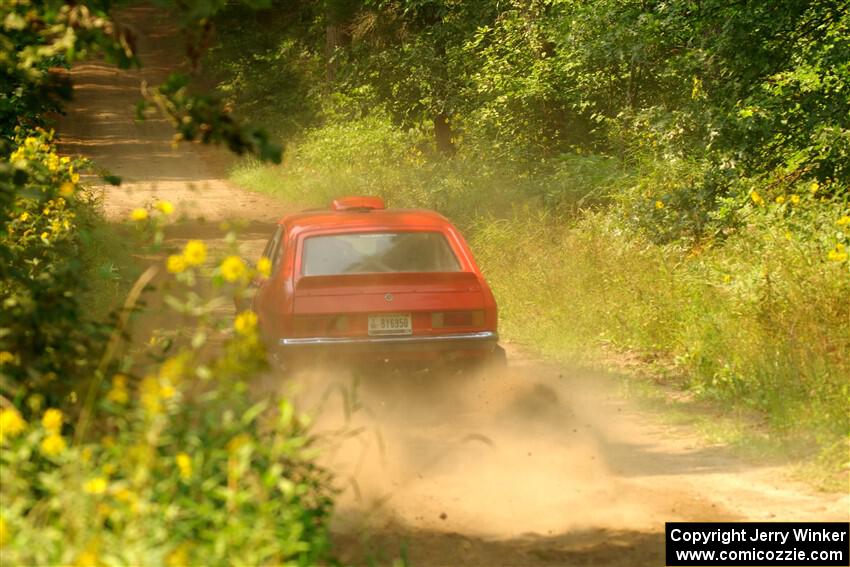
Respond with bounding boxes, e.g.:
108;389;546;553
231;116;849;442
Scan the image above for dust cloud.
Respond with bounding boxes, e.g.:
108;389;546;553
252;351;849;566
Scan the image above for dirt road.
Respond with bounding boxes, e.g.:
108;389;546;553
58;6;849;566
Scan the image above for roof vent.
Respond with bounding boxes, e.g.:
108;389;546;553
331;196;386;212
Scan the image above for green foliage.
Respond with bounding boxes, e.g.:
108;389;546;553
0;0;281;161
0;0;339;559
474;206;849;435
230;114;623;224
0;130;111;404
0;0;295;402
211;0;850;197
1;243;334;565
207;4;323;140
142;73;282;163
728;6;850;184
0;0;137;135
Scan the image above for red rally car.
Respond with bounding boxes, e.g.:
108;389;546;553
250;196;504;367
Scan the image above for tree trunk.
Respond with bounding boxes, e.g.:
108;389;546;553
325;24;343;83
434;113;455;156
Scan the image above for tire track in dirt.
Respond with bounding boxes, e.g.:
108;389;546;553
58;6;849;566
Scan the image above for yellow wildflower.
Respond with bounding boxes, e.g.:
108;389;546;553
837;215;850;227
176;452;192;480
140;376;162;414
40;433;67;456
106;374;129;405
83;477;108;495
70;172;80;184
0;408;26;443
81;446;93;464
220;255;247;282
0;351;14;365
810;181;819;193
113;487;136;505
827;245;848;263
59;182;75;198
790;194;800;205
155;200;175;215
774;195;785;204
227;433;252;454
182;240;207;266
18;212;28;222
74;547;100;567
41;408;63;433
0;516;8;547
750;190;764;206
167;254;187;274
722;274;732;284
654;200;664;210
234;311;258;335
130;208;148;222
159;383;176;400
166;543;191;567
257;257;272;277
159;355;185;383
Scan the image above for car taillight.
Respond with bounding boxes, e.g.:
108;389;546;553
431;310;484;328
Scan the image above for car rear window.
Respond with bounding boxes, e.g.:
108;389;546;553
302;232;461;276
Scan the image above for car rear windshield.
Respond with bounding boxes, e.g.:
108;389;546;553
302;232;461;276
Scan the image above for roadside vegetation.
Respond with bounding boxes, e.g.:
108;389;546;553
207;0;850;462
1;1;336;564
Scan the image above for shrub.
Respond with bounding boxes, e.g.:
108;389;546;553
0;224;336;566
0;129;111;405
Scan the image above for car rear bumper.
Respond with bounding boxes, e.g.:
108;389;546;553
277;331;498;358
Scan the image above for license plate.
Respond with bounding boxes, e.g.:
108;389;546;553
368;313;412;336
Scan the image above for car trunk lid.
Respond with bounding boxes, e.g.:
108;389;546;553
293;272;482;313
291;272;485;337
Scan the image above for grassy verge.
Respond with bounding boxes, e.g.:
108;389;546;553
227;117;849;482
78;213;140;321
